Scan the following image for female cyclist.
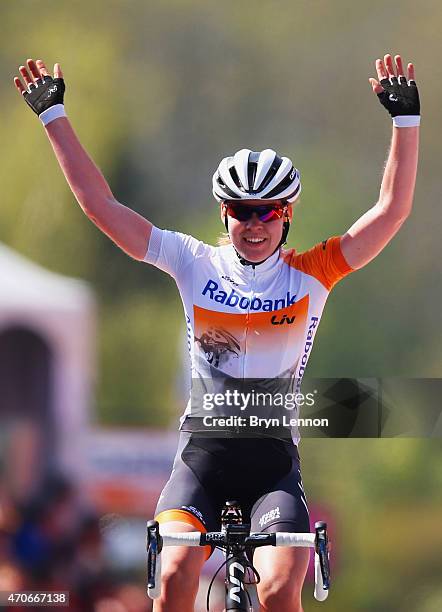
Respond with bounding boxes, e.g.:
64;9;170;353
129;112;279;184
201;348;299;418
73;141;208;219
14;53;419;611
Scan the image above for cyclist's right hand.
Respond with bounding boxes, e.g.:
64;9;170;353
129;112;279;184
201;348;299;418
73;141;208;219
14;58;65;117
13;57;152;261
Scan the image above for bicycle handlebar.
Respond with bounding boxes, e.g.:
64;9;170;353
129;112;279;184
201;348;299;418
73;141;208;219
161;532;202;546
146;521;330;602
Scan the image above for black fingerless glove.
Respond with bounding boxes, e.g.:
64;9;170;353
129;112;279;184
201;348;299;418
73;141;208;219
23;75;66;125
377;77;420;127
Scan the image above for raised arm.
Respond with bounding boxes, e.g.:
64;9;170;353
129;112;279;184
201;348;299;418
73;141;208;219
340;54;420;270
14;58;152;261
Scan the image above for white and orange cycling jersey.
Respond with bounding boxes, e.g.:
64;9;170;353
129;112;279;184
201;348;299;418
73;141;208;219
144;227;353;442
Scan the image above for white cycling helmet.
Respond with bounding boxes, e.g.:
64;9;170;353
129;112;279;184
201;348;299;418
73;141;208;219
212;148;301;203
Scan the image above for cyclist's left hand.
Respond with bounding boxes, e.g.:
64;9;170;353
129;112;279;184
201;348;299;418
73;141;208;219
369;54;420;118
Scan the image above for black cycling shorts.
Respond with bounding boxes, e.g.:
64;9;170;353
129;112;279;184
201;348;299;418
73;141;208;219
155;432;310;536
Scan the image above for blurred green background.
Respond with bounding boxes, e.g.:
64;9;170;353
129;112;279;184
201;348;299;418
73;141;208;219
1;1;441;610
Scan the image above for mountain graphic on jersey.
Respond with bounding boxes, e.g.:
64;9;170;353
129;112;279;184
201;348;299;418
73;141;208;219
195;326;241;369
194;295;309;377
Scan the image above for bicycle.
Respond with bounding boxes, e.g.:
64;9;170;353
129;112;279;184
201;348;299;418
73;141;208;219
147;500;330;611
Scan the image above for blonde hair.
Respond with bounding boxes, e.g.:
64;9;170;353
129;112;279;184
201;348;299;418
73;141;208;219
217;232;232;246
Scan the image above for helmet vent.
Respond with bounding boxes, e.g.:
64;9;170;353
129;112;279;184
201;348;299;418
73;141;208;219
247;162;258;193
229;165;244;191
257;156;284;192
265;167;296;199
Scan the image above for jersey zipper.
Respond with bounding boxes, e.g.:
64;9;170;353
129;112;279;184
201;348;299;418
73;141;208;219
242;265;256;378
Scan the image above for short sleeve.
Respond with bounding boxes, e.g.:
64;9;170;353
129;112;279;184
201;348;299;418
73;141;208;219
143;226;207;280
285;236;354;291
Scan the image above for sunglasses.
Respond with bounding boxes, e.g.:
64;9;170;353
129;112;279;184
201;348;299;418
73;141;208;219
225;202;285;223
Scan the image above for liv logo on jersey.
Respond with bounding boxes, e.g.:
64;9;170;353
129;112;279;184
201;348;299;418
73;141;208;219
202;279;297;312
271;314;296;325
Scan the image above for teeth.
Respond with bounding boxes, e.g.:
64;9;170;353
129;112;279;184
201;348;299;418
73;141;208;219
245;237;265;243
